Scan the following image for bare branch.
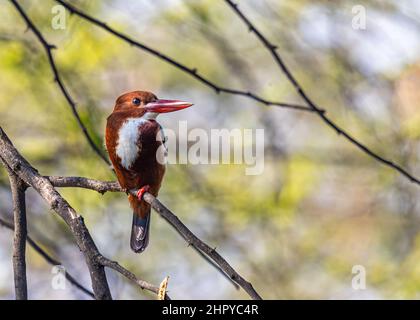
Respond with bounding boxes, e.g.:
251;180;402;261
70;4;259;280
43;176;261;299
0;159;28;300
47;176;121;194
224;0;420;186
47;176;240;289
0;217;94;298
9;0;110;165
0;127;112;299
0;127;165;300
10;175;27;300
54;0;316;113
97;256;170;300
141;192;262;300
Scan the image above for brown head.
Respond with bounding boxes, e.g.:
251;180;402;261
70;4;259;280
113;90;193;118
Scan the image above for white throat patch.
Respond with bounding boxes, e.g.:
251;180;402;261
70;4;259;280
144;112;158;120
116;118;147;169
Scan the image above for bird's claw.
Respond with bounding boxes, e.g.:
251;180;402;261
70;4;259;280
136;185;151;201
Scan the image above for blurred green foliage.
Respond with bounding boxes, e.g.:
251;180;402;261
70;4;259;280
1;0;420;299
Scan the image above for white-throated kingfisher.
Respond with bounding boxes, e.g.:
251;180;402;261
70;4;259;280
105;91;193;253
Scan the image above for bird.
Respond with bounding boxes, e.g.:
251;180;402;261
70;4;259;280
105;90;193;253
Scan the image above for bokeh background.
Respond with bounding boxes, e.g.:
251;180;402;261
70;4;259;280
1;0;420;299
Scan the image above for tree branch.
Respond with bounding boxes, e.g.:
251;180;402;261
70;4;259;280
0;127;112;299
45;177;261;299
10;174;27;300
46;176;121;194
0;127;168;300
54;0;316;113
96;256;169;300
1;161;28;300
141;191;262;299
9;0;110;165
0;217;94;299
47;177;240;290
224;0;420;186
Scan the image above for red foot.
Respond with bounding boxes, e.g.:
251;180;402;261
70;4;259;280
136;185;150;201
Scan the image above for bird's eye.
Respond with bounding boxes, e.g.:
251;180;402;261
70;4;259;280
132;98;141;105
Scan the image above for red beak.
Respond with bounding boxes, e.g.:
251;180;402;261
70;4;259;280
145;99;193;113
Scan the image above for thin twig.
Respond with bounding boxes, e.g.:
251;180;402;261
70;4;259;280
224;0;420;186
97;256;170;300
9;0;110;165
54;0;317;113
0;217;95;298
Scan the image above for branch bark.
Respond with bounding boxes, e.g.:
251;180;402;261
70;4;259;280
2;165;29;300
10;174;27;300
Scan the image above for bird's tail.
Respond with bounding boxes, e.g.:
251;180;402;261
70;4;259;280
129;195;151;253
